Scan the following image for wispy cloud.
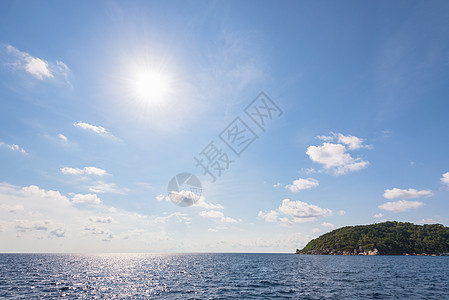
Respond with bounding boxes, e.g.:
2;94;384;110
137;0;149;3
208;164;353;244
88;182;127;194
61;166;109;176
57;134;68;143
73;122;118;140
200;210;237;223
0;142;26;154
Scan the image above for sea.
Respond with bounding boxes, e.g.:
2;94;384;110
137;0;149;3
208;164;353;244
0;253;448;299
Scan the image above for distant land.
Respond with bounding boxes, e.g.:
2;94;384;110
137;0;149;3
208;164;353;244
296;221;449;256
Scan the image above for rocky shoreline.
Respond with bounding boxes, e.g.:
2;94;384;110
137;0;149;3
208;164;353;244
296;246;379;256
296;247;449;256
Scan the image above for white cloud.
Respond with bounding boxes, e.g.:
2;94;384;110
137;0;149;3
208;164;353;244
89;182;126;194
321;222;335;229
6;45;53;79
373;213;384;218
73;122;117;139
278;199;333;222
168;190;200;206
0;183;183;251
317;135;334;142
383;188;433;199
57;134;68;143
306;142;369;176
193;197;224;210
258;210;279;223
71;193;101;204
73;122;107;135
259;199;333;225
154;212;191;225
56;61;71;86
378;200;425;212
337;210;346;216
0;204;24;213
273;182;281;188
61;166;109;176
317;132;371;150
5;45;70;84
89;216;114;223
15;220;52;232
155;194;166;201
312;228;322;234
207;226;230;232
285;178;319;193
441;172;449;187
200;210;237;223
0;142;26;154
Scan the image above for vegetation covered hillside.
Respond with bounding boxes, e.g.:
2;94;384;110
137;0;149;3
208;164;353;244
297;221;449;255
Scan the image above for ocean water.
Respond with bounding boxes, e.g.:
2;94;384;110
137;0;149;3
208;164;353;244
0;253;448;299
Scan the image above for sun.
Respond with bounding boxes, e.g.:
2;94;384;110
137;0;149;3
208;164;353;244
129;67;171;104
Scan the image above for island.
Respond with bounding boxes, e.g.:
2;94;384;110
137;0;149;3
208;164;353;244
296;221;449;256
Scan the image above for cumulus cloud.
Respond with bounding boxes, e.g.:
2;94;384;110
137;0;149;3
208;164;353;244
273;182;281;188
71;193;101;204
373;213;384;218
285;178;319;193
306;141;369;175
278;199;333;222
441;172;449;187
61;166;109;176
0;142;26;154
383;188;433;199
200;210;237;223
73;122;117;139
378;200;424;212
0;183;183;251
259;199;333;225
5;45;70;84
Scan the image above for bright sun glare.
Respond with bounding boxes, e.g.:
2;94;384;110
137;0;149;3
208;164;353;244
130;67;171;104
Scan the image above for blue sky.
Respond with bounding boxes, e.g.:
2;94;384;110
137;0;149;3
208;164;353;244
1;0;449;253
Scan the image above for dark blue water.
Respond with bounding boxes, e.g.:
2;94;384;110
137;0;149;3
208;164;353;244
0;253;448;299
